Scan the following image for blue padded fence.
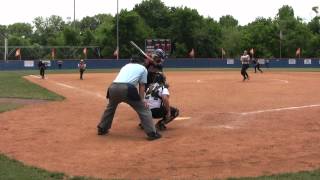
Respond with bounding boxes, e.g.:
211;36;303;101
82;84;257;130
0;58;320;70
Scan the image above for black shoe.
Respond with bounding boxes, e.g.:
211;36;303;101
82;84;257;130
147;132;162;141
97;127;109;135
156;121;167;131
138;123;144;130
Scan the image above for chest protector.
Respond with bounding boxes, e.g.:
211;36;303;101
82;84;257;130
145;83;164;101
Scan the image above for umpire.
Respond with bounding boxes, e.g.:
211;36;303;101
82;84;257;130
97;55;161;141
38;60;46;79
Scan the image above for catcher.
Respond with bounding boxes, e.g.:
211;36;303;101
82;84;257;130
142;72;179;130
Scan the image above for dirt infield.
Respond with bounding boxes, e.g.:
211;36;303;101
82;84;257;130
0;71;320;179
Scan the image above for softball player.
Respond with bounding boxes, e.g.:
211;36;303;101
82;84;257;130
252;58;263;73
143;73;179;130
78;59;86;80
38;60;46;79
145;49;166;88
240;50;250;81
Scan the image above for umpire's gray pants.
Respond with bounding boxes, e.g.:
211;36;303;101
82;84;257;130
98;83;156;135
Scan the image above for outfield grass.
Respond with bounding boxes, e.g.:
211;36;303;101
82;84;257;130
0;71;64;100
0;69;320;180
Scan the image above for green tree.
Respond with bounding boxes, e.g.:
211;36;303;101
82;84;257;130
7;23;33;38
219;15;238;28
113;10;152;58
33;15;66;45
62;27;80;46
275;5;313;58
80;16;101;31
221;27;242;58
193;18;222;58
308;16;320;34
94;16;115;58
169;7;202;57
219;15;241;58
242;17;278;58
0;25;7;48
133;0;171;38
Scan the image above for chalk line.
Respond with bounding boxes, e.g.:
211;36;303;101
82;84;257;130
240;104;320;116
271;79;289;84
175;117;191;121
55;82;75;89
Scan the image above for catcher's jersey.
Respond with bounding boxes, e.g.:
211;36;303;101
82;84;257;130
145;83;169;109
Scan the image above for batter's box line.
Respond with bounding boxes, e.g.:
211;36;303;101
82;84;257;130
28;75;105;100
236;104;320;116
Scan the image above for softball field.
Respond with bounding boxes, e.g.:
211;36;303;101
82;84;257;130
0;70;320;179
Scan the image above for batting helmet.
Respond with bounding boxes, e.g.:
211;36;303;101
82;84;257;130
153;49;165;63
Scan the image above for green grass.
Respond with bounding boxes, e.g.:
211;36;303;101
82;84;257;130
0;69;320;180
0;154;100;180
227;169;320;180
0;103;24;113
0;71;64;100
0;154;65;180
0;71;98;179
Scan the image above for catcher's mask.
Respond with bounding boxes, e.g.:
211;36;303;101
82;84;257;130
153;72;166;84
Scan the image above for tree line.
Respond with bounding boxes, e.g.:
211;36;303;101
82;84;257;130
1;0;320;60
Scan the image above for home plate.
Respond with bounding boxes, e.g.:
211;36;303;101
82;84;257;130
175;117;191;121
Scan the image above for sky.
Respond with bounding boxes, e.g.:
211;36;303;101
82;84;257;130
0;0;319;26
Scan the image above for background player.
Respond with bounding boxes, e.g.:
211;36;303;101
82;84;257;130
240;50;250;81
78;59;86;80
252;58;263;73
38;60;46;79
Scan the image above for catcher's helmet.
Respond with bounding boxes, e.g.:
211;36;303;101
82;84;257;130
153;72;166;84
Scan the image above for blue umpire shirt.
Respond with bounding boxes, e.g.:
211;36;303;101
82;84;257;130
113;63;148;86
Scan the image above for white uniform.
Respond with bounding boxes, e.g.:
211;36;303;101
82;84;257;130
145;83;169;109
240;55;250;64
